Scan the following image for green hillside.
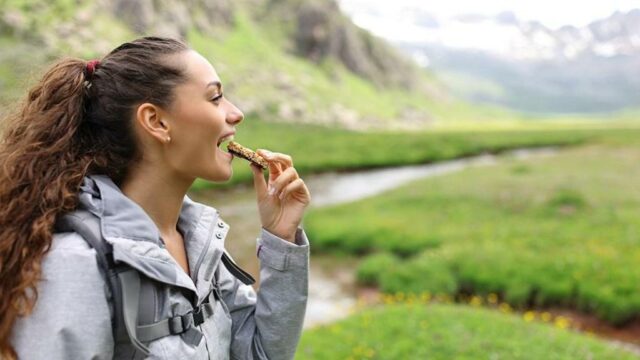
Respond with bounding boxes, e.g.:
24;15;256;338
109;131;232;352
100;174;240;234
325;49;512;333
0;0;523;128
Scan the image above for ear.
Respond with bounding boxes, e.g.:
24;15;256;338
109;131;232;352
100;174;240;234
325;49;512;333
135;102;171;143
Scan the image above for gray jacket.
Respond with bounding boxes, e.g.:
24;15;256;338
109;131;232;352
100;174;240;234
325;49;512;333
11;175;310;359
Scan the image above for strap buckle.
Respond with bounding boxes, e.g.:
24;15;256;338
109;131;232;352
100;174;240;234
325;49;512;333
168;316;184;335
168;305;206;335
168;313;193;335
192;306;205;326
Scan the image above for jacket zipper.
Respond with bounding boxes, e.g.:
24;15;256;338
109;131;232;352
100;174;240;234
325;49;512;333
190;213;217;287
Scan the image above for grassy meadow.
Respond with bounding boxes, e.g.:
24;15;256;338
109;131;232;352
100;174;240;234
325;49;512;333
2;1;640;357
200;121;640;358
297;303;638;359
302;130;640;329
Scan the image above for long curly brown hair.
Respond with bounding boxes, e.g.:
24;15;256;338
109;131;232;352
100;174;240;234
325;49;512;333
0;37;189;359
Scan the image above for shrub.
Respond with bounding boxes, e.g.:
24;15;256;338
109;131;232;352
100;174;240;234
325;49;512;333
356;252;399;286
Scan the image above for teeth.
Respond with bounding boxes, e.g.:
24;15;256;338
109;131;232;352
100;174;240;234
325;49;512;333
218;135;234;147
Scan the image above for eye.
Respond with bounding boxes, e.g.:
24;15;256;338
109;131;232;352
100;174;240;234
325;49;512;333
210;93;223;104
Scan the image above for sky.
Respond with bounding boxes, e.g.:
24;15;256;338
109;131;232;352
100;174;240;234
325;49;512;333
337;0;640;29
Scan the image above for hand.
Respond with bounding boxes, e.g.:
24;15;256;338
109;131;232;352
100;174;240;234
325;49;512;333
250;150;311;243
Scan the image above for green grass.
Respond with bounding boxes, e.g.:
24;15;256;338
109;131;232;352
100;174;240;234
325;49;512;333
297;303;638;359
0;1;134;109
304;134;640;325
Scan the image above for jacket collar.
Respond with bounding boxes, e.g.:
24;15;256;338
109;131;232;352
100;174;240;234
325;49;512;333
78;174;208;246
78;174;228;300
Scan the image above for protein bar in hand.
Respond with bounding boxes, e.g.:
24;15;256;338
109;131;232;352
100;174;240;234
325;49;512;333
227;141;269;170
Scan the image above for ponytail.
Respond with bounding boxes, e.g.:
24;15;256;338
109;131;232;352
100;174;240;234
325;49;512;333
0;58;93;359
0;36;189;359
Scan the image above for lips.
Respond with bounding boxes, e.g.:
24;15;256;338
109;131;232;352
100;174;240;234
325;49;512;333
217;132;235;147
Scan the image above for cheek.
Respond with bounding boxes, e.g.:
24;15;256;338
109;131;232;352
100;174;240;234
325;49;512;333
173;119;222;164
168;103;226;160
175;107;222;140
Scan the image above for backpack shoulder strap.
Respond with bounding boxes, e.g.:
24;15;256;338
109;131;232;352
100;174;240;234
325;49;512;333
55;209;114;273
54;209;255;356
55;210;143;353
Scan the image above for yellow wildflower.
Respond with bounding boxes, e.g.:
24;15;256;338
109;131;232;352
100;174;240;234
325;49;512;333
487;293;499;304
383;294;395;305
470;296;483;307
554;317;570;329
523;311;536;322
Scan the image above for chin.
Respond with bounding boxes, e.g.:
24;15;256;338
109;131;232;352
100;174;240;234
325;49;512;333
221;170;233;182
205;168;233;183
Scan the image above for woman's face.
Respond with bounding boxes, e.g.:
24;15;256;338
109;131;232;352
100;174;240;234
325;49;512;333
161;50;244;182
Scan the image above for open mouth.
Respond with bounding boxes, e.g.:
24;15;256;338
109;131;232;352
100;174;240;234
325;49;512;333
217;134;235;152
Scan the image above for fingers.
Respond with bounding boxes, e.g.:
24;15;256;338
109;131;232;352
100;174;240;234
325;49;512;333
255;149;305;201
251;163;267;198
268;166;299;198
256;149;293;182
257;149;293;168
279;178;311;203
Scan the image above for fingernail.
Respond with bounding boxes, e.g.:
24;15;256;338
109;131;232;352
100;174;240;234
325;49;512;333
262;150;273;159
268;185;275;196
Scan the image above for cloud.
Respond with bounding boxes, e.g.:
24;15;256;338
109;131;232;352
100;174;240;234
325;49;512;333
338;0;638;28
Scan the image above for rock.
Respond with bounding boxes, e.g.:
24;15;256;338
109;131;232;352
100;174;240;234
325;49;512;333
329;103;360;128
292;0;438;129
1;10;27;34
277;99;307;121
152;1;191;38
193;0;235;31
295;2;339;62
111;0;154;34
293;0;423;90
109;0;235;38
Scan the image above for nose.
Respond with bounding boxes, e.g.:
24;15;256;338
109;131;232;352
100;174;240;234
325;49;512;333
225;100;244;125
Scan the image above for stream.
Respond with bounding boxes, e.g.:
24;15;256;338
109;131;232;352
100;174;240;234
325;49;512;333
188;147;558;328
188;146;640;355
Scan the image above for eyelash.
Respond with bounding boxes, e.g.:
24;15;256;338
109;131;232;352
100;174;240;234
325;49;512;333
210;93;224;104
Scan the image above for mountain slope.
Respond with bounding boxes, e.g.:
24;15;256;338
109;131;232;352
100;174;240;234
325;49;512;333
0;0;520;130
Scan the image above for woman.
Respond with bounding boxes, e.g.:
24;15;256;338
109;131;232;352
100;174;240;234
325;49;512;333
0;37;311;359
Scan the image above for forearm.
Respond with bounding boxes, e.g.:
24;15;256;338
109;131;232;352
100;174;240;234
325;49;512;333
254;228;309;358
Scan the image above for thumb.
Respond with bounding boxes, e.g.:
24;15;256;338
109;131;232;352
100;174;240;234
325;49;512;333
251;163;267;199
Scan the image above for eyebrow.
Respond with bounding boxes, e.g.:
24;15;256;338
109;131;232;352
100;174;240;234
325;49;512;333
206;81;222;92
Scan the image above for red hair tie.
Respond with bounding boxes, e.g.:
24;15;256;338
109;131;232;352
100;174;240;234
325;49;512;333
86;59;100;78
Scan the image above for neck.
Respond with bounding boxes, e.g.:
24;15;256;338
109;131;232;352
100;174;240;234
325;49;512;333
120;161;194;237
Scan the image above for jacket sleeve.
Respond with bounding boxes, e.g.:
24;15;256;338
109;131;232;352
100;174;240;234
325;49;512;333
10;232;114;360
219;227;310;360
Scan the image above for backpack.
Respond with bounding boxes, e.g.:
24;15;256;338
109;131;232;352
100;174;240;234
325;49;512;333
54;209;256;357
